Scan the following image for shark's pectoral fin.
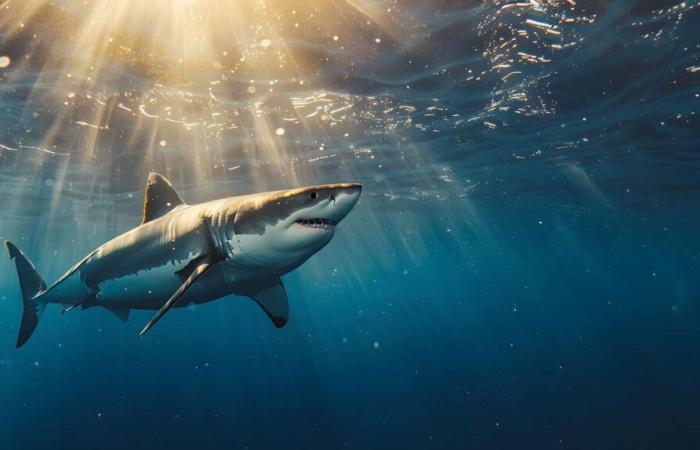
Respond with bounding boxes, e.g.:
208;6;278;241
139;256;215;336
103;306;130;322
240;278;289;328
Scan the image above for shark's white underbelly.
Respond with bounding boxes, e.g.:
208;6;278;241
46;257;242;309
97;263;185;306
96;260;252;309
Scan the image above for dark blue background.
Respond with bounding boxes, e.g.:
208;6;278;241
1;0;699;449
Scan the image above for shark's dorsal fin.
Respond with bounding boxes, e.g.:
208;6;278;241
141;172;185;224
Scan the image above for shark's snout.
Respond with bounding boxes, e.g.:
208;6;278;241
293;183;361;227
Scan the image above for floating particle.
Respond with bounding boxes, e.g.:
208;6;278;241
0;56;10;68
671;305;680;313
525;19;555;31
375;38;381;43
333;35;339;41
159;140;167;147
373;341;380;349
275;127;285;136
260;39;271;48
247;86;256;94
67;92;75;99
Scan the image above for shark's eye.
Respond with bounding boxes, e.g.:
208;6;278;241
310;191;317;199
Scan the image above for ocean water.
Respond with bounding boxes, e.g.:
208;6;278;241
0;1;699;449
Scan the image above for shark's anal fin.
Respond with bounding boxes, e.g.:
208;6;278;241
103;306;130;322
240;278;289;328
139;256;214;336
141;172;185;224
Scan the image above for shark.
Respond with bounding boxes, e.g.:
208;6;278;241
5;173;361;348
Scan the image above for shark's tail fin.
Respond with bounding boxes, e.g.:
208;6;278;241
5;241;47;348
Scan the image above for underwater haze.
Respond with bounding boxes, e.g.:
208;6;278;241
1;0;700;449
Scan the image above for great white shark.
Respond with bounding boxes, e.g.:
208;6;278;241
5;173;361;348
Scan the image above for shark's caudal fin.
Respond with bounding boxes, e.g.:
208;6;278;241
5;241;47;348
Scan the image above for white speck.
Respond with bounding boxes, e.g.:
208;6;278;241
33;361;39;366
159;140;167;147
0;56;10;68
333;35;339;41
260;39;271;48
375;38;381;43
373;341;380;349
275;127;285;136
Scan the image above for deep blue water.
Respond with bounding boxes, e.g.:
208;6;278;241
1;1;699;449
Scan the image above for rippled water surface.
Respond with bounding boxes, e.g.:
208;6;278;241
0;1;699;449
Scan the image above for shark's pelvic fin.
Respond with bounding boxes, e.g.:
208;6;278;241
139;256;215;336
141;172;185;224
242;278;289;328
103;306;130;322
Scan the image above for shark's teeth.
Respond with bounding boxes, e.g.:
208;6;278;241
295;218;337;230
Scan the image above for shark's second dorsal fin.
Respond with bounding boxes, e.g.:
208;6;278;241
141;172;185;224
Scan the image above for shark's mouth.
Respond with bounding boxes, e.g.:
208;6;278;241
295;218;337;230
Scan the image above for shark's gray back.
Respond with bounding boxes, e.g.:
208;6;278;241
40;196;247;305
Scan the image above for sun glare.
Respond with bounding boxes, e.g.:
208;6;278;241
0;0;398;194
